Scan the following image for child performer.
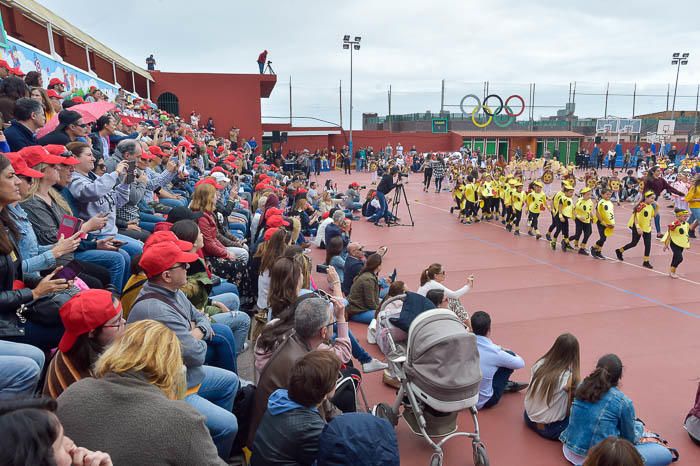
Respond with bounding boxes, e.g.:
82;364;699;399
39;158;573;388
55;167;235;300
546;181;568;242
615;190;656;269
526;180;547;239
451;178;464;216
570;187;594;255
508;180;525;235
662;208;691;278
591;188;615;260
550;184;575;252
461;175;477;224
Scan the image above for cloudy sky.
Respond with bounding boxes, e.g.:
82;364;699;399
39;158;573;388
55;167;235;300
37;0;700;127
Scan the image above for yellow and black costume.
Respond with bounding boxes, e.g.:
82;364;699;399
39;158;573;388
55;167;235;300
616;191;656;269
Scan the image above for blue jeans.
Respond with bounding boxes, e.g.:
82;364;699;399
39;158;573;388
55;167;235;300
139;221;157;232
634;442;675;466
524;411;569;440
0;340;45;399
160;197;187;208
211;309;250;355
75;248;129;292
483;356;515;409
356;158;364;172
211;281;239;296
205;323;237;373
368;191;393;224
139;212;165;224
185;365;239;459
349;310;375;325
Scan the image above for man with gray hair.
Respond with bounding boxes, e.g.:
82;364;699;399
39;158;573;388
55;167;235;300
5;98;44;151
104;139;143;172
324;208;350;250
248;296;349;447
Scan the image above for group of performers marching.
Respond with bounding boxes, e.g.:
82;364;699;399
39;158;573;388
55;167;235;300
450;170;691;278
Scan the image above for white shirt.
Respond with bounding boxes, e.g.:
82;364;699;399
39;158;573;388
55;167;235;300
257;269;271;309
476;335;525;409
416;279;471;299
396;145;404;156
524;359;572;423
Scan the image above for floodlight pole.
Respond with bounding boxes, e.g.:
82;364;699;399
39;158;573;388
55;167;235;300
342;36;361;157
671;52;690;121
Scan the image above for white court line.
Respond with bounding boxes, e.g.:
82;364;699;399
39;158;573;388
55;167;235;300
412;199;700;287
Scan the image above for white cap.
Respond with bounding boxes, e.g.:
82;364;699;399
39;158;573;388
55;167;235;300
210;171;231;183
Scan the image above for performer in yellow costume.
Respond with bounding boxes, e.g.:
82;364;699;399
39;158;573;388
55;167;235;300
569;187;594;255
508;181;526;235
550;184;575;251
526;180;547;239
661;209;691;278
590;188;615;260
615;191;656;269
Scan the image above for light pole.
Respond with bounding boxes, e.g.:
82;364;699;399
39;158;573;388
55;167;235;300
671;52;689;120
342;35;361;158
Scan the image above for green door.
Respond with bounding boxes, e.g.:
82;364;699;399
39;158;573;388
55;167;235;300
569;140;580;164
557;140;568;163
536;139;544;157
498;140;509;161
546;139;557;157
463;139;473;150
485;138;497;156
473;139;485;155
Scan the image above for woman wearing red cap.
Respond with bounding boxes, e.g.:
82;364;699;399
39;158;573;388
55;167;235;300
43;289;125;398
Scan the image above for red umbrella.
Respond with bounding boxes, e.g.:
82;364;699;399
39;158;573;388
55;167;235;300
37;101;116;138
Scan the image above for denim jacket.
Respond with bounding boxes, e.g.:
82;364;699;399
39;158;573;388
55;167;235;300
8;204;56;280
560;387;643;457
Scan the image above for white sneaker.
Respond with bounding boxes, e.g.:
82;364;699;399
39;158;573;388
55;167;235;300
362;358;388;373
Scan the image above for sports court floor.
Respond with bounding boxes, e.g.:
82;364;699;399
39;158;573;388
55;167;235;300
305;169;699;466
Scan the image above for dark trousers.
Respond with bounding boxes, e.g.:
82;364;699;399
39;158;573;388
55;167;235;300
523;411;569;440
423;169;432;189
482;366;513;409
434;177;443;192
670;242;684;268
621;228;651;258
528;212;540;230
570;219;592;245
204;323;238;374
594;222;608;248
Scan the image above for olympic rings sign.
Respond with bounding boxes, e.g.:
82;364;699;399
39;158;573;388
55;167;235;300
459;94;525;128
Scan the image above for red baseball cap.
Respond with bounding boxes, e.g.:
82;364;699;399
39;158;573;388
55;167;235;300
144;230;192;252
148;146;165;157
264;227;280;241
71;96;85;104
58;289;121;352
350;182;360;188
18;146;68;167
6;152;44;178
264;207;284;219
140;151;156;160
210;167;229;175
43;145;80;165
47;89;62;99
139;241;199;278
266;215;290;228
11;67;24;77
195;178;223;190
255;182;273;192
48;78;65;87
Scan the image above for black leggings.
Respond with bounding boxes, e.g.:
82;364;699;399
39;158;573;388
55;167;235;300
621;228;651;258
670;242;684;268
434;176;443;192
547;212;558;233
552;217;569;239
570;219;592;245
423;169;433;189
528;212;540;230
594;223;608;248
511;209;522;227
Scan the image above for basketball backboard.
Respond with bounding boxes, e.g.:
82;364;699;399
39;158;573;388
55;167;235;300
657;120;675;136
596;118;618;133
618;118;642;134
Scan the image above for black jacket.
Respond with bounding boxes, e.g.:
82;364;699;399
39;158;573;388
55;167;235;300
376;174;396;195
0;233;37;337
251;407;324;466
37;129;72;146
5;120;38;152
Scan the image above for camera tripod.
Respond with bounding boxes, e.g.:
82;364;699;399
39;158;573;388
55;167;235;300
388;182;414;227
264;60;275;74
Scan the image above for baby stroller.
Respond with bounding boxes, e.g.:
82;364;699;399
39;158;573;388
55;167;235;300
372;295;489;466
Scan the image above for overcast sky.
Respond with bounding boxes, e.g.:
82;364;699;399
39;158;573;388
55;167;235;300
37;0;700;127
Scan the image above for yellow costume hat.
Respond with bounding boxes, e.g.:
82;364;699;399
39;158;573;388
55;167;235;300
580;187;592;194
675;209;690;217
644;190;655;198
533;180;544;188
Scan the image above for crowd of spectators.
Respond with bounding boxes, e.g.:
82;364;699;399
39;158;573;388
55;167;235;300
0;67;696;466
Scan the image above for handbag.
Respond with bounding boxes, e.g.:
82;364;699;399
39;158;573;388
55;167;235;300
19;286;80;326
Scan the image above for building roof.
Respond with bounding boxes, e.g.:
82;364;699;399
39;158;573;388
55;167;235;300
12;0;153;81
453;130;585;138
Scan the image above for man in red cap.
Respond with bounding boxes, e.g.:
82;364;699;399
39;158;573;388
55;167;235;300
44;289;125;398
47;77;66;94
46;89;63;114
127;240;239;458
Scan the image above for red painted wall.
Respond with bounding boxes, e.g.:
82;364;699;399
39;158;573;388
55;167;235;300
150;71;270;140
283;130;464;153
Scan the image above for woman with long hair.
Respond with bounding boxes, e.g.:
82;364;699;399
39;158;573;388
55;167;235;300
43;290;125;399
346;253;382;324
56;320;223;465
417;262;474;299
254;228;289;313
583;437;644;466
642;166;685;237
0;397;112;466
30;87;55;121
324;235;346;282
524;333;580;440
560;354;675;465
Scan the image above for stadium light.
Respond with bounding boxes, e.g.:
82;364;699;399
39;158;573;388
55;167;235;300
342;35;362;157
670;52;690;120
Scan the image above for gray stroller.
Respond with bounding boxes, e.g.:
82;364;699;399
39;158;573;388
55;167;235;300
373;297;488;466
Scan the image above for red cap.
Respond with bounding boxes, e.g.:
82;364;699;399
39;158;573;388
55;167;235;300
259;174;270;180
18;146;67;167
6;152;44;178
321;211;330;220
211;167;229;175
43;145;80;165
11;67;24;77
148;146;165;157
255;182;273;192
350;182;360;188
89;86;97;92
71;96;85;104
46;89;62;99
255;156;263;163
160;141;173;148
264;227;280;241
139;241;199;278
266;215;290;228
297;188;308;195
58;290;121;352
0;60;10;70
48;78;65;87
143;230;192;252
216;146;224;153
265;207;284;219
195;178;223;190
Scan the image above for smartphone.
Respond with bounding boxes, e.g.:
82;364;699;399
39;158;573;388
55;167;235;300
315;288;333;302
126;160;137;184
57;215;83;241
110;240;127;248
54;260;83;281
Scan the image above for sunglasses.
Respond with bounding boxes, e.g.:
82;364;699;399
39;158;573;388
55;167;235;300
73;123;89;128
96;164;106;169
167;263;190;271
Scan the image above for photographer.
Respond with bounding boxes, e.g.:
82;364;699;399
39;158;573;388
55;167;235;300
368;166;400;226
342;182;363;212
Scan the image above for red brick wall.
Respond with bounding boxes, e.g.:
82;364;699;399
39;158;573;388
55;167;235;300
284;130;464;153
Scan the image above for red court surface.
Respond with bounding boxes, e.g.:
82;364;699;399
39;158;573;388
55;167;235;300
306;169;700;466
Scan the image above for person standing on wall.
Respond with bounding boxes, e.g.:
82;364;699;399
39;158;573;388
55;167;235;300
257;50;268;74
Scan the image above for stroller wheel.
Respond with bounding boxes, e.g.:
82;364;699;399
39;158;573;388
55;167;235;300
429;453;443;466
372;403;398;427
473;442;489;466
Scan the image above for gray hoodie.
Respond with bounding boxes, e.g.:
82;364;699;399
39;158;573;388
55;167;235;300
68;171;130;236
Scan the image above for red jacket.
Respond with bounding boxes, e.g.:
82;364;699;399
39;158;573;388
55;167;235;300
257;51;267;64
198;212;228;259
